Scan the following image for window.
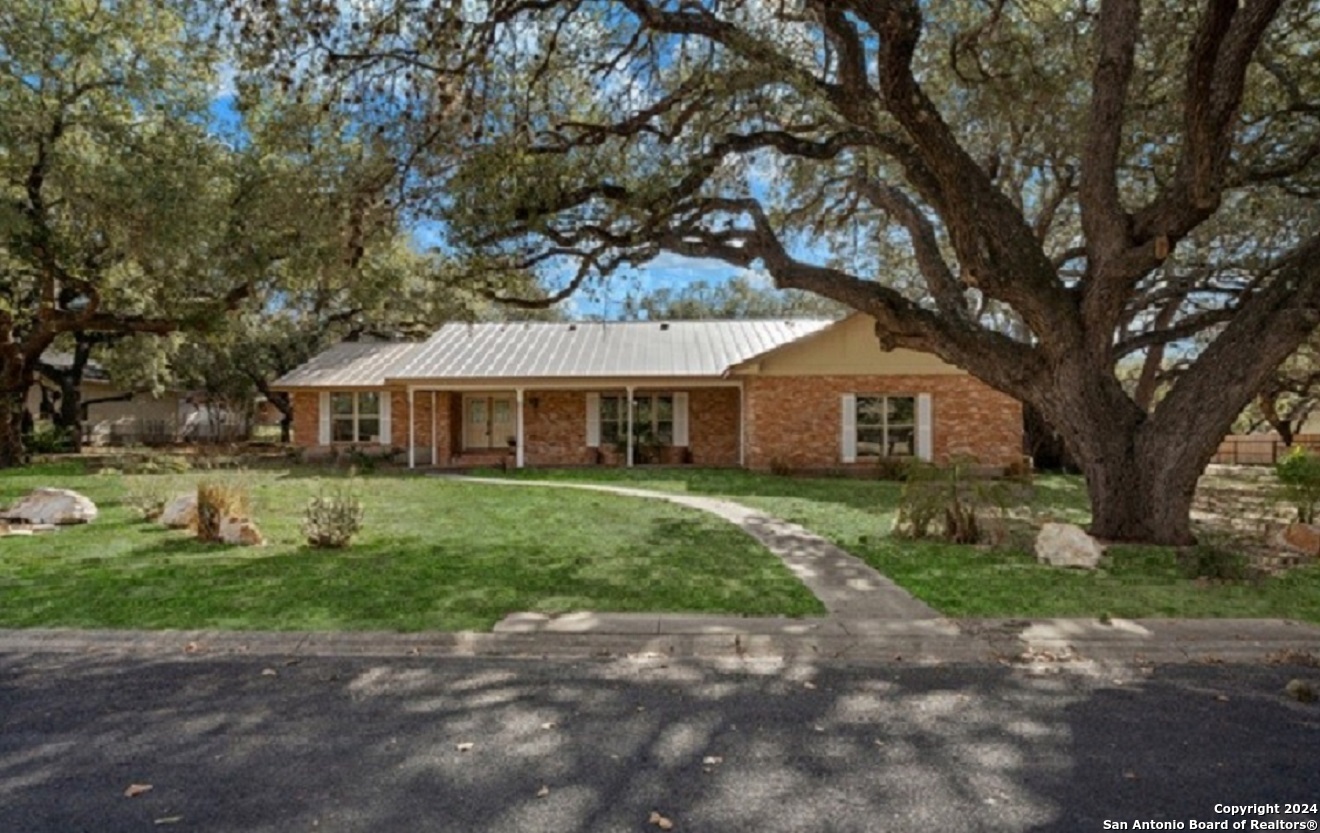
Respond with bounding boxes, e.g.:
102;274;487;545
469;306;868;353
855;395;916;458
330;391;381;443
600;393;675;445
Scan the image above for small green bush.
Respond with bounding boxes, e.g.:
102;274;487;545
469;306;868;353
303;485;365;548
1275;447;1320;524
26;422;74;453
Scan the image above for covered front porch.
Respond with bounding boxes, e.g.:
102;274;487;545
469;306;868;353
397;382;743;470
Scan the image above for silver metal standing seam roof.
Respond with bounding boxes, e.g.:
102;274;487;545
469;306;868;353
270;341;422;388
387;319;837;381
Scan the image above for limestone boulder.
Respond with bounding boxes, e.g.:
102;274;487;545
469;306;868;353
159;494;198;530
1034;522;1105;569
219;515;266;547
3;488;97;525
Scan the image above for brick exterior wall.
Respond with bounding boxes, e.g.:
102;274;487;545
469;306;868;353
525;391;595;466
289;376;1019;470
687;388;740;466
291;391;319;448
743;375;1022;470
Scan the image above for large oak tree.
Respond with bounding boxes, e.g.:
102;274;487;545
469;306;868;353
235;0;1320;545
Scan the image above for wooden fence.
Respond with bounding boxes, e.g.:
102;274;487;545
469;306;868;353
1211;435;1320;466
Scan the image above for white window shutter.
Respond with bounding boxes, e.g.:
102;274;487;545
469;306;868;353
379;391;392;446
916;393;933;461
673;392;689;446
840;393;857;463
585;392;601;446
318;392;331;445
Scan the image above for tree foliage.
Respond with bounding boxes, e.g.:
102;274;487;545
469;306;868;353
622;273;846;320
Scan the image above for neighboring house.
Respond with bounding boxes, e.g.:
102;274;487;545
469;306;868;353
271;315;1023;471
28;352;182;446
28;352;253;446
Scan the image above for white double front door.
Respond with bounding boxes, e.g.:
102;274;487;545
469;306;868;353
463;394;516;450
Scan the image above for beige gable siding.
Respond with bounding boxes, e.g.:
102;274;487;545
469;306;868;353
741;314;965;377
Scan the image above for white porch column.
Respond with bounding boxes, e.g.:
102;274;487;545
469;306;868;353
515;388;525;469
407;387;416;469
625;385;635;468
431;391;438;468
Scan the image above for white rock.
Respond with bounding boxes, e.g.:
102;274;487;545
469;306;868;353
3;488;97;525
159;494;198;529
1034;522;1105;569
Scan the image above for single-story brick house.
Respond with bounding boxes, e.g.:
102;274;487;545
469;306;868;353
271;314;1023;471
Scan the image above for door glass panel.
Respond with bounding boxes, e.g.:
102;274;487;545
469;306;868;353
492;400;510;423
469;399;486;423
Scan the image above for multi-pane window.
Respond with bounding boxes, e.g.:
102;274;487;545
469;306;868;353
330;391;381;443
600;394;675;445
855;395;916;458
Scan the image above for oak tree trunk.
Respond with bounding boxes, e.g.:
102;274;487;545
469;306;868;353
1037;361;1215;547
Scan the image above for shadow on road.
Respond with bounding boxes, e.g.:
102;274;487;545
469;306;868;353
1;653;1314;832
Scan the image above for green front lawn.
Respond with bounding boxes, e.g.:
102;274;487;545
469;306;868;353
0;463;823;631
481;466;1320;624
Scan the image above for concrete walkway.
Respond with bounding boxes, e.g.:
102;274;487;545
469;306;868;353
448;476;940;621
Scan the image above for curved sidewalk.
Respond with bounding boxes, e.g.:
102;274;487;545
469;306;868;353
448;476;940;622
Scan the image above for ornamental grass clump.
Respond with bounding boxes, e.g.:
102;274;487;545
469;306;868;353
196;480;252;542
303;485;365;549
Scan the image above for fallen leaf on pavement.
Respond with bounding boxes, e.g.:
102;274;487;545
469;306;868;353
803;681;816;690
154;817;183;825
124;784;153;798
649;811;674;830
540;722;557;730
536;785;550;798
456;742;474;752
261;668;277;677
702;756;722;766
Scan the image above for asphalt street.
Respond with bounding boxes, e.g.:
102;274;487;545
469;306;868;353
2;653;1317;833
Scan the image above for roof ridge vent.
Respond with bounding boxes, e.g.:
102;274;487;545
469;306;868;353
568;323;578;331
659;322;670;331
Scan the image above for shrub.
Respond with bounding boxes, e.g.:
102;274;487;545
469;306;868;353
25;422;74;453
871;456;912;482
893;457;1015;544
1276;447;1320;524
196;479;252;542
303;485;365;548
123;477;169;521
